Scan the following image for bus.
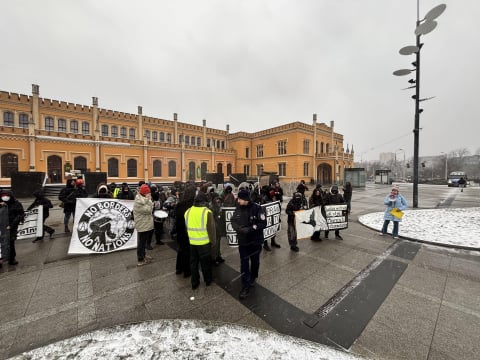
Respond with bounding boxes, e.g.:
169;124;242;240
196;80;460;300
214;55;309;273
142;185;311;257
447;171;467;187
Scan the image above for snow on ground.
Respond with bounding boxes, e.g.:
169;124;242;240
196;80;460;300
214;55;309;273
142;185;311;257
11;320;363;360
359;207;480;250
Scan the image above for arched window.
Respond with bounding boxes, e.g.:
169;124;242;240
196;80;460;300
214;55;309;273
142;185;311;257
197;137;201;146
127;159;137;177
188;161;195;181
74;156;87;174
159;132;165;142
152;131;158;142
185;135;190;145
326;143;330;153
201;162;208;179
1;153;18;178
320;142;324;153
3;111;14;127
70;120;79;134
111;125;118;137
153;160;162;177
166;133;172;143
144;130;150;140
47;155;62;183
108;158;119;177
58;119;67;132
120;127;127;138
217;163;223;174
45;117;54;131
168;160;176;177
19;113;29;128
227;163;232;176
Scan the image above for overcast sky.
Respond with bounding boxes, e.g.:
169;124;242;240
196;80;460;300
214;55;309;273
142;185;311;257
1;0;478;161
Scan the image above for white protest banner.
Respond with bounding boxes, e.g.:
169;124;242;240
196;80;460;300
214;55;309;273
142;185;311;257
324;204;348;230
263;201;282;240
223;201;282;246
223;207;237;246
17;206;43;240
68;198;136;255
295;206;328;240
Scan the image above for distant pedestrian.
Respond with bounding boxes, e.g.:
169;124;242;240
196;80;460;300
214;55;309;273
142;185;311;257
272;182;284;203
96;183;113;198
380;186;408;239
343;181;353;214
28;190;55;242
231;189;267;299
185;191;216;289
458;177;466;192
133;184;154;266
221;185;236;207
308;188;325;241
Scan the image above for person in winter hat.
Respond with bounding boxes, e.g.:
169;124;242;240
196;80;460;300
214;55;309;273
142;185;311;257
133;184;154;266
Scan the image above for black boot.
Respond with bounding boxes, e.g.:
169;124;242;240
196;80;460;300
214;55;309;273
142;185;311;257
263;240;271;251
64;225;70;233
271;238;281;248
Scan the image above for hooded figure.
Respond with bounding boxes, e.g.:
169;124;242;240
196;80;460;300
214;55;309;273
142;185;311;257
28;190;55;242
0;190;24;266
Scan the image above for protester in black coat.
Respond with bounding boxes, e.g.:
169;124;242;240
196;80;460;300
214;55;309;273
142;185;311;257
28;190;55;242
343;181;353;213
174;185;196;277
286;192;303;252
231;189;267;299
324;185;345;240
59;179;77;233
117;183;135;200
0;189;24;266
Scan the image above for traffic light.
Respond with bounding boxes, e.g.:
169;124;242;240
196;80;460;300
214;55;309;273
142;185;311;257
421;162;426;167
406;163;410;168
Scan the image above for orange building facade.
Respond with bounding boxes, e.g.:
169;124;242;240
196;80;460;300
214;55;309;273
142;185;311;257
0;84;354;188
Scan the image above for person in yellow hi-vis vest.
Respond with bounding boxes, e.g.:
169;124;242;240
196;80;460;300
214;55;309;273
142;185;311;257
185;191;216;290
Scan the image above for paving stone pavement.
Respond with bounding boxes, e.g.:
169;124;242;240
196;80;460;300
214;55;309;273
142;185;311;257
0;184;479;359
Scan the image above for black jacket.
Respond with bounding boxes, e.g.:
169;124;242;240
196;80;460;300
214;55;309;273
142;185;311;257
231;202;267;246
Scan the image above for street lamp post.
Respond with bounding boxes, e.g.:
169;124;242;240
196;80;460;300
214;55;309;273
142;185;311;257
393;2;446;208
396;148;405;180
441;151;448;180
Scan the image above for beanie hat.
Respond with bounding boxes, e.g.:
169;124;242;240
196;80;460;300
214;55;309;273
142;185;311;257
139;184;151;195
98;185;108;194
238;189;250;201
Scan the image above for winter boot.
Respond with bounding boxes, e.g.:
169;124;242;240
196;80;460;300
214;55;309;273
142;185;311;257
263;240;271;251
64;225;70;233
271;238;281;248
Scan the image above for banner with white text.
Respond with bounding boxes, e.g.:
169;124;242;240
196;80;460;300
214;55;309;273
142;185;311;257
295;204;348;239
223;201;281;246
17;206;43;240
68;198;136;255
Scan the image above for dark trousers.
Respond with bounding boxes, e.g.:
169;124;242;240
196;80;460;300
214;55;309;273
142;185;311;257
153;220;163;243
137;230;153;261
190;243;212;286
176;239;191;276
325;229;340;238
287;223;297;247
238;243;262;287
9;226;18;263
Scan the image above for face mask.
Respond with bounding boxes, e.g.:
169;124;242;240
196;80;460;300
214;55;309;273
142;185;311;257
1;196;10;202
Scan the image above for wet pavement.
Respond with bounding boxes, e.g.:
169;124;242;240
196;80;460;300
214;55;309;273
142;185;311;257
1;183;479;359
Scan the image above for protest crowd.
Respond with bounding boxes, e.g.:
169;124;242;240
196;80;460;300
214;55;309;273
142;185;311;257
0;178;352;300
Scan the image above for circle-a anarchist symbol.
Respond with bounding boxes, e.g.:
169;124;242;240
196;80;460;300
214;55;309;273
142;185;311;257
77;200;135;253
